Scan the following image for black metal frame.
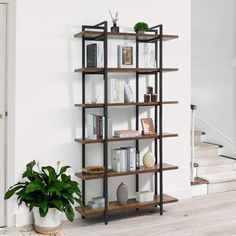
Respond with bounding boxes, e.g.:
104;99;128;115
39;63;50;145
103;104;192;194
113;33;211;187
80;21;164;224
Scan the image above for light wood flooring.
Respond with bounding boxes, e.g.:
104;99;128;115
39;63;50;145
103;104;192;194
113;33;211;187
3;191;236;236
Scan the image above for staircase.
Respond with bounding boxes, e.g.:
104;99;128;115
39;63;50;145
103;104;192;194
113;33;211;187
192;131;236;194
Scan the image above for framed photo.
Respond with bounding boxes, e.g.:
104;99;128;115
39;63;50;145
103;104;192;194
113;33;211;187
141;118;155;135
117;45;134;68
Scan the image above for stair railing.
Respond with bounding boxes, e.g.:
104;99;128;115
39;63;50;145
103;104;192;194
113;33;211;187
191;104;197;183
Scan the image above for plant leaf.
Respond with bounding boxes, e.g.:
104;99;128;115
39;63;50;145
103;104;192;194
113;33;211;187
39;200;48;217
58;166;71;177
4;184;25;199
25;180;44;194
64;204;74;222
51;199;63;211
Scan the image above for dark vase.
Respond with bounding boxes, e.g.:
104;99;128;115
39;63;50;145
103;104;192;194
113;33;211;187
111;23;119;33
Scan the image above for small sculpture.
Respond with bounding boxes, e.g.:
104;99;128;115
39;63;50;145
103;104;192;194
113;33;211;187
143;151;156;168
116;182;128;205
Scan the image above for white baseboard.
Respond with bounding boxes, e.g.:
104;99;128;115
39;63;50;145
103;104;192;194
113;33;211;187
15;211;33;227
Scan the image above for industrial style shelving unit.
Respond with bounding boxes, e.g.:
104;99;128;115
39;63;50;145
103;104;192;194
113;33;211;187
74;21;179;225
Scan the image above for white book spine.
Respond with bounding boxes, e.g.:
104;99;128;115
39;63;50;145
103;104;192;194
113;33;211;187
87;114;96;139
120;149;127;172
112;149;121;172
129;148;136;171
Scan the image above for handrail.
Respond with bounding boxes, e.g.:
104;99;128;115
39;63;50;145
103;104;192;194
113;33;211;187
195;115;236;145
190;104;196;182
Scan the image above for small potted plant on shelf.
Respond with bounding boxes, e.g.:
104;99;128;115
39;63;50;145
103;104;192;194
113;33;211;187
134;22;149;33
4;160;83;235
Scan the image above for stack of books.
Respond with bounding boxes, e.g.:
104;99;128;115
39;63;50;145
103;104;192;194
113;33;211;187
86;43;104;68
114;130;140;138
109;79;135;103
86;114;112;139
111;147;136;172
88;196;105;210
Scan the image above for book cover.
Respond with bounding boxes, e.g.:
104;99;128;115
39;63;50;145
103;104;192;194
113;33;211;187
87;44;97;68
111;149;121;172
87;114;96;139
124;84;135;103
120;149;127;172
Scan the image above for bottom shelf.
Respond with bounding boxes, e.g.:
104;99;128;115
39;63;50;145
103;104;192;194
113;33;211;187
75;194;178;218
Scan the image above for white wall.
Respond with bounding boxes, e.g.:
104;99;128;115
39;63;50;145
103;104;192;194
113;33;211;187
192;0;236;149
13;0;191;226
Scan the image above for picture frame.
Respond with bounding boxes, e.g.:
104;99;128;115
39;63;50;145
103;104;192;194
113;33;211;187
117;45;134;68
141;118;155;135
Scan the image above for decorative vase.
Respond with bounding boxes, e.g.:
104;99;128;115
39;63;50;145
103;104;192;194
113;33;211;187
111;23;119;33
116;182;128;205
143;151;156;168
33;207;62;235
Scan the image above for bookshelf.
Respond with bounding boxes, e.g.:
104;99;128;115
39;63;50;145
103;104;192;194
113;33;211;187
74;21;179;225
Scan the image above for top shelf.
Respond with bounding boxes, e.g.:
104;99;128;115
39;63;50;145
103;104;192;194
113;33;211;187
74;31;178;42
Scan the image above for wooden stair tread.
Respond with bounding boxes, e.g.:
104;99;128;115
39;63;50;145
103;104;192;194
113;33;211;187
191;177;209;186
75;163;178;180
75;194;178;217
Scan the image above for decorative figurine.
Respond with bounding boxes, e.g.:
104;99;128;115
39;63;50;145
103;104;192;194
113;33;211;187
117;182;128;205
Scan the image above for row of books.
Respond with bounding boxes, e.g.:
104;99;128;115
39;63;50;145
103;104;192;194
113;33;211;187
109;79;135;103
86;114;112;139
111;147;136;172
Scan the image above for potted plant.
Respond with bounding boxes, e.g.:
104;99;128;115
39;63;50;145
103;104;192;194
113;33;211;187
133;22;149;33
4;160;83;235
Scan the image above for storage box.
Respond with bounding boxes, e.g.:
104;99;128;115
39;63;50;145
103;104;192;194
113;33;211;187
136;191;154;203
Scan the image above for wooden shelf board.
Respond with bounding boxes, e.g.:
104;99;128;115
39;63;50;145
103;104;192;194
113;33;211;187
75;133;178;144
75;101;178;108
75;163;178;180
74;31;178;42
74;67;178;73
75;194;178;218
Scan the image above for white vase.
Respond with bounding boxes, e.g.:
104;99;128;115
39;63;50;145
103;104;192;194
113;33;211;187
143;151;156;168
33;207;62;235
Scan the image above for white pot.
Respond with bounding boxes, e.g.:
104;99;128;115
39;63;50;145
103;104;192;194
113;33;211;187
33;207;62;235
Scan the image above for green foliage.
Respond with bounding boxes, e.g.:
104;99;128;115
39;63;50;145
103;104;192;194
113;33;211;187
133;22;149;32
4;160;82;222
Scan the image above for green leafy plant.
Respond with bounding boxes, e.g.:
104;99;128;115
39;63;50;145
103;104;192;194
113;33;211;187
134;22;149;33
4;160;83;222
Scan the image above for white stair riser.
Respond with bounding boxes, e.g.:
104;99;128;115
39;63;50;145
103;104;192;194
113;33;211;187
191;184;208;197
197;163;234;176
195;148;218;158
208;180;236;194
194;135;202;145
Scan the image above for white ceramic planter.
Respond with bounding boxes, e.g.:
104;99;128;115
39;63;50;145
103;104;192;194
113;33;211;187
33;207;62;235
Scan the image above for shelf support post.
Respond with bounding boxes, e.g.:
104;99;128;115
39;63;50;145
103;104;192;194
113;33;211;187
81;25;86;214
103;21;109;225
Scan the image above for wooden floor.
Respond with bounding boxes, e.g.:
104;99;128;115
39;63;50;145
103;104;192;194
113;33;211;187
4;191;236;235
63;191;236;236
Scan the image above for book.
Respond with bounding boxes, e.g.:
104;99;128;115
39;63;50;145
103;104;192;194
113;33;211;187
86;43;104;68
124;84;135;103
111;149;121;172
127;147;136;171
109;79;124;103
114;130;140;138
87;44;97;68
87;114;112;139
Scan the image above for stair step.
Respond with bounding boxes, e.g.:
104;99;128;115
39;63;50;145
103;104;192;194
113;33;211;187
195;155;235;167
191;177;209;186
200;171;236;184
195;143;219;151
